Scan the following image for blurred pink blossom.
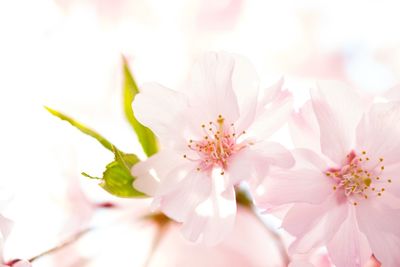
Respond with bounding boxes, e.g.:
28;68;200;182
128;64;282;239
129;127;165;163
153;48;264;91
196;0;244;32
147;207;285;267
54;0;150;23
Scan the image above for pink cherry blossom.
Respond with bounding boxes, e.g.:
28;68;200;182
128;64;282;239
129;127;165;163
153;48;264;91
147;207;286;267
255;81;400;266
131;52;294;245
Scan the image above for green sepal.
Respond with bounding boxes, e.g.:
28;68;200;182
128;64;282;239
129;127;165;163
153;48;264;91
99;146;147;198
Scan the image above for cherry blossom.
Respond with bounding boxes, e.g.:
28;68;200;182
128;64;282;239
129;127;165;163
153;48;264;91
131;52;294;244
255;81;400;266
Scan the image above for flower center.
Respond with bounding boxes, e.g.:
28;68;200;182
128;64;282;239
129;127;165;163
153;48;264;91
183;115;247;173
326;150;392;205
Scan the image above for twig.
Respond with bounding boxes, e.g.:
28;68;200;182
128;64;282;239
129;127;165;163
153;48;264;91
28;227;93;263
9;191;289;266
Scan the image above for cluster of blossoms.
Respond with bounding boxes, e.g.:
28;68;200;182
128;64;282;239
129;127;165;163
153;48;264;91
132;52;400;267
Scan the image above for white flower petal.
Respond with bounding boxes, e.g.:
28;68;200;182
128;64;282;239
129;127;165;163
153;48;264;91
181;176;236;246
161;170;211;222
132;150;193;196
186;52;240;124
132;82;188;147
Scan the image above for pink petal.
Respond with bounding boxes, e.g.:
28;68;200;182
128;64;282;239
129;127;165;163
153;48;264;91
356;200;400;266
248;83;293;139
291;148;327;171
257;168;334;206
132;150;195;197
311;81;365;164
161;170;211;222
289;100;320;152
227;148;267;187
230;55;260;133
186;52;240;124
283;195;348;254
132;82;188;146
327;207;371;267
181;178;236;245
227;141;293;187
252;141;295;169
356;101;400;165
255;148;331;206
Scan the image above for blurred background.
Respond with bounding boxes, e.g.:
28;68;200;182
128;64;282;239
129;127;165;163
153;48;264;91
0;0;399;266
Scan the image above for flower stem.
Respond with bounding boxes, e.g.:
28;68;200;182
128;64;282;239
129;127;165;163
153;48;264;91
251;208;290;266
142;215;170;267
236;188;290;266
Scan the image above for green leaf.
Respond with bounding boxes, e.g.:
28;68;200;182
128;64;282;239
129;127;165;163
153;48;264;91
99;151;147;198
122;57;158;157
45;106;115;152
